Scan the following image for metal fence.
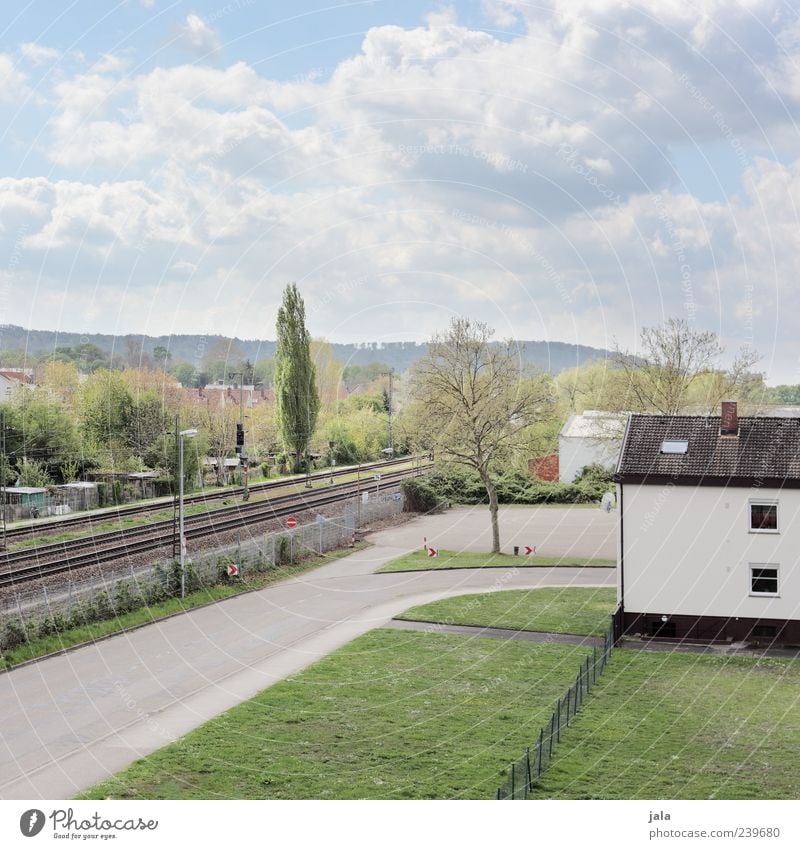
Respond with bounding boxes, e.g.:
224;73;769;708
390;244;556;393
496;613;617;800
0;490;405;635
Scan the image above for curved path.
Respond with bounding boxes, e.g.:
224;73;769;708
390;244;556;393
0;506;617;799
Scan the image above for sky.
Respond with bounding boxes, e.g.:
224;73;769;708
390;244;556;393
1;0;800;381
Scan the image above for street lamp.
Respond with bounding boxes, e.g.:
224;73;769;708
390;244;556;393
178;428;198;599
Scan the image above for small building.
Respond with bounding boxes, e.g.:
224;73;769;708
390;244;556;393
528;454;559;481
559;410;627;483
615;401;800;645
0;369;34;401
1;486;48;520
56;481;100;511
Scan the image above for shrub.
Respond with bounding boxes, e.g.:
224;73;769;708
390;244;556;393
276;535;291;566
1;620;27;651
401;478;443;513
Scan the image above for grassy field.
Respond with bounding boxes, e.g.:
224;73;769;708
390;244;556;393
377;548;614;573
397;587;618;637
0;543;368;671
530;649;800;799
80;629;590;800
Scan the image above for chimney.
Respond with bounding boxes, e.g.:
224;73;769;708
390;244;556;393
721;400;738;435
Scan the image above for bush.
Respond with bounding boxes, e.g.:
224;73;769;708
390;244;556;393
276;535;291;566
401;478;443;513
1;620;27;651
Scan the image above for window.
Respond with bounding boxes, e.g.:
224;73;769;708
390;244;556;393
749;502;778;532
750;565;779;596
661;439;688;454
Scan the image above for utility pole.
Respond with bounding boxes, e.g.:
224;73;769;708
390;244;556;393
228;371;249;501
383;368;395;457
172;414;179;559
0;409;6;551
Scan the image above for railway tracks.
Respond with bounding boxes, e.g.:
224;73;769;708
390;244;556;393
0;465;429;588
0;455;425;544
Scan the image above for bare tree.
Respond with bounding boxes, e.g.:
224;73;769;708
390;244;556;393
614;317;760;415
410;318;552;553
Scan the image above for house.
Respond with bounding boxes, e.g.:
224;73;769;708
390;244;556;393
559;410;627;482
615;401;800;645
0;369;34;401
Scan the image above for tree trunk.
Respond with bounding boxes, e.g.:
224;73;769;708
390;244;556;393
479;470;501;553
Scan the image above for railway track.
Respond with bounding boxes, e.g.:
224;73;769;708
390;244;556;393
0;465;429;588
0;455;426;543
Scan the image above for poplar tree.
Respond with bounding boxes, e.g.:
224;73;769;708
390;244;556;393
274;283;320;472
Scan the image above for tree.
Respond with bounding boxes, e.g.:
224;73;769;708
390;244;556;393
410;318;552;553
613;318;760;415
153;345;171;369
274;284;320;472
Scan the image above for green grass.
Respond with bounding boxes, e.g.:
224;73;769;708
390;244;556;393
79;629;591;800
530;649;800;799
396;587;618;637
377;548;615;572
0;543;369;671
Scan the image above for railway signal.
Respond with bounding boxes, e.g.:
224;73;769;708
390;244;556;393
286;516;298;529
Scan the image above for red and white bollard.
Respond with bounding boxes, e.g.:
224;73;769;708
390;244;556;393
351;531;356;548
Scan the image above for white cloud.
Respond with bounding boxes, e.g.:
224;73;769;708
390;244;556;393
0;54;28;103
19;42;60;65
179;14;221;57
6;0;800;379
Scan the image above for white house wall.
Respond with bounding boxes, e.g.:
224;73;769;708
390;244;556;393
621;483;800;621
559;436;619;483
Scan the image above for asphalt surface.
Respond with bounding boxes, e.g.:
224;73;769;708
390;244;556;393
0;505;617;799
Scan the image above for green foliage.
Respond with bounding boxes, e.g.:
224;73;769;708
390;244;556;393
276;535;291;566
274;284;320;469
419;465;612;505
400;477;443;513
15;457;53;487
0;620;27;652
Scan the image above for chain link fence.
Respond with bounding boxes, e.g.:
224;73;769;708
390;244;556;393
496;613;618;800
0;490;404;644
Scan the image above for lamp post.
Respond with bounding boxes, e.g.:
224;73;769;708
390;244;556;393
178;428;198;599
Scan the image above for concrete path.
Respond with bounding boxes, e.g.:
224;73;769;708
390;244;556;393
0;506;616;799
385;618;607;646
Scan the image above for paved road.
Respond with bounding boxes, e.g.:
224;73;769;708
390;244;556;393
0;506;617;799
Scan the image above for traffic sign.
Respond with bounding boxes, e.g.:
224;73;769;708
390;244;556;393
427;547;438;558
524;545;535;556
286;516;298;529
373;474;381;481
227;563;239;578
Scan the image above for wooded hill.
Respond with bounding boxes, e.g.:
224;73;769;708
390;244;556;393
0;324;612;376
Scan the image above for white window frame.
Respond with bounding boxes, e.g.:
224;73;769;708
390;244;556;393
748;499;779;534
749;563;779;598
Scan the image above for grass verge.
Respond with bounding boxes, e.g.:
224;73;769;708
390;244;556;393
79;629;590;800
377;548;614;573
0;542;368;671
530;649;800;799
396;587;617;637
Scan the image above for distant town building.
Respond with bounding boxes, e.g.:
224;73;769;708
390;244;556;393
558;410;627;483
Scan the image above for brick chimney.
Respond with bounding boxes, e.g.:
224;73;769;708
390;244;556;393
720;400;738;435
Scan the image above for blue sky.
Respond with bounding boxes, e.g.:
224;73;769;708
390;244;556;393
2;0;800;381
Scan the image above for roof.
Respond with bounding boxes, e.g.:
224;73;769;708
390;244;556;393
10;486;48;494
616;414;800;487
559;410;627;440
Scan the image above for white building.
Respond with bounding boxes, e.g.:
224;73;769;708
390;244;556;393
0;369;33;402
558;410;627;483
615;401;800;645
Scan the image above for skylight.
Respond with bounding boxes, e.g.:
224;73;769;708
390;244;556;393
661;439;688;454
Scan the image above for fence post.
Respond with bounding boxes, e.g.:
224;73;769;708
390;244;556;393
556;697;561;742
537;729;544;776
271;534;276;566
566;686;571;723
593;647;597;684
511;761;516;800
525;747;532;794
548;713;554;758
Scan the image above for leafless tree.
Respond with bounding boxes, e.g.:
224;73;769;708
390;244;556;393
410;318;552;553
614;317;760;415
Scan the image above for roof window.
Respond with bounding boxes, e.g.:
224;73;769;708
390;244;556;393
660;439;688;454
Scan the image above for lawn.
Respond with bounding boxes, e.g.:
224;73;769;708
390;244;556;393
377;548;615;572
530;649;800;799
80;629;590;800
396;587;618;637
